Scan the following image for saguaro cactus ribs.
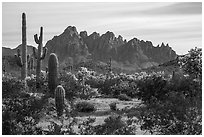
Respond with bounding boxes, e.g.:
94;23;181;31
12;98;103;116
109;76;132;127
55;85;65;117
48;53;59;95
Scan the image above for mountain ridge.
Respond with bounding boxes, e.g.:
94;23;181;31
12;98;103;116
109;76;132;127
3;26;177;71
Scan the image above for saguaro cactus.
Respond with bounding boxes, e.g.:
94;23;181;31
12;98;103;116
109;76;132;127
48;53;59;94
55;85;65;117
33;27;47;83
15;13;27;80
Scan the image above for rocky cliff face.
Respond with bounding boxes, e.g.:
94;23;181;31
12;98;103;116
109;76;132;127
44;26;90;65
43;26;177;69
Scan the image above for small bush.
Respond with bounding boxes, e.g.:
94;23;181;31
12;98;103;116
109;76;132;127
178;47;202;79
75;101;96;113
109;102;117;111
2;95;47;135
118;94;132;101
137;74;168;103
94;114;126;134
2;76;25;98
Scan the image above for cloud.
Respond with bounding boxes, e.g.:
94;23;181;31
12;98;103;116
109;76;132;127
2;2;202;54
141;2;202;15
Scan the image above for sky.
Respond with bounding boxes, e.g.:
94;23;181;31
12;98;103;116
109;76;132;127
2;2;202;55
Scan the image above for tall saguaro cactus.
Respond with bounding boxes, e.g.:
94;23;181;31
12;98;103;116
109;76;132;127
33;27;47;84
48;53;59;94
15;13;27;80
55;85;65;117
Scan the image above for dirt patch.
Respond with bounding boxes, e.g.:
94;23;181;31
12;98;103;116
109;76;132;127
37;97;149;134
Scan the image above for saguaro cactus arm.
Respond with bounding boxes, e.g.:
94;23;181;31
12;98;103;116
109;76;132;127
34;34;40;44
34;27;43;44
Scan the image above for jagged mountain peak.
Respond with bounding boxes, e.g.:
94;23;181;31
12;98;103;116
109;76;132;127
44;26;177;70
80;31;88;39
126;38;140;48
62;26;78;37
101;31;115;40
89;32;100;39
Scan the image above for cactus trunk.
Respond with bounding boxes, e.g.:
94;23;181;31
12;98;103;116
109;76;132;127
48;53;59;94
21;13;27;80
55;85;65;117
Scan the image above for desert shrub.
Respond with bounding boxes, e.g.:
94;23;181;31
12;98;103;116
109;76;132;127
98;77;120;95
2;75;25;98
85;75;104;88
109;102;117;111
179;47;202;79
2;94;48;135
118;94;132;101
26;76;48;93
44;119;77;135
94;114;138;135
94;114;126;134
137;75;202;135
137;74;168;103
59;71;96;100
136;56;202;135
75;101;96;113
59;71;78;99
78;114;138;135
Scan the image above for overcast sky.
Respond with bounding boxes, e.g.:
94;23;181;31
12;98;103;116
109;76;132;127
2;2;202;54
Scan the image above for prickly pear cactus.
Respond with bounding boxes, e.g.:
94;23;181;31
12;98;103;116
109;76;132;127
48;53;59;94
55;85;65;117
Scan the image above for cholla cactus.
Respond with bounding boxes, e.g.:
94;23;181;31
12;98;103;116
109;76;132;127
15;13;27;80
55;85;65;117
48;53;59;94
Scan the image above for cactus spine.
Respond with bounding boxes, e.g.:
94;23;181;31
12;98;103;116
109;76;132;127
55;85;65;117
33;27;47;83
48;53;59;94
15;13;27;80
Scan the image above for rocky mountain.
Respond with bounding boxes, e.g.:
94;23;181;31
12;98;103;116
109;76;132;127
44;26;177;70
44;26;90;66
3;26;177;71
